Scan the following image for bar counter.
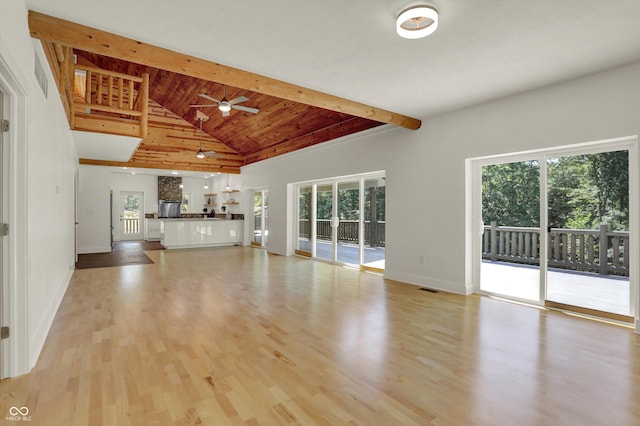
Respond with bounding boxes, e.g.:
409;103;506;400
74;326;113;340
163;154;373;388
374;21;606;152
160;218;243;249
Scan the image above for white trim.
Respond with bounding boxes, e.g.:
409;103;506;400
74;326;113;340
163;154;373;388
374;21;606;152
0;49;30;377
467;136;638;332
118;191;145;241
77;246;113;255
384;270;468;295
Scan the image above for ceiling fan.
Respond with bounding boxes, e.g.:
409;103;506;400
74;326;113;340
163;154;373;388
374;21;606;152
195;113;219;159
190;84;259;117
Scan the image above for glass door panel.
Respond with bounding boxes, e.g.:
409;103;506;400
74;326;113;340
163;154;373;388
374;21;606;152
546;151;630;316
337;181;360;265
120;191;144;240
296;185;312;255
480;161;541;301
252;192;263;246
363;177;386;270
263;191;269;247
315;184;334;261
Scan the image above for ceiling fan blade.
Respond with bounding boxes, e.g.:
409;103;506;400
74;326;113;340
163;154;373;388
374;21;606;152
222;110;230;117
189;104;217;108
232;105;259;114
228;96;249;105
203;151;219;157
197;94;221;103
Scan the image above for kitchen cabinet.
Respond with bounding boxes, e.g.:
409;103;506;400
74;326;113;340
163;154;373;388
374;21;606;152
160;218;243;249
145;218;161;241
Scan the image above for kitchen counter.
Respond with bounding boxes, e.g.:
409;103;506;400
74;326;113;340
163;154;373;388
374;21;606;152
160;219;243;249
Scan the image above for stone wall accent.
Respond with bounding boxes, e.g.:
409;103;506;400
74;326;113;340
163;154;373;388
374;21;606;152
158;176;182;201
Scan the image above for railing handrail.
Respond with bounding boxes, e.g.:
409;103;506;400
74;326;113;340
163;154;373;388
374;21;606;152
482;222;629;276
73;65;149;137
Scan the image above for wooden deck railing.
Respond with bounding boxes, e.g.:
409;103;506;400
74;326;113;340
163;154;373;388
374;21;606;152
123;218;140;235
298;219;385;247
482;222;629;276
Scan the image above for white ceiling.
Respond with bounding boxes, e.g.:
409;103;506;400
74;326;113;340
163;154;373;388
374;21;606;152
27;0;640;120
72;131;140;161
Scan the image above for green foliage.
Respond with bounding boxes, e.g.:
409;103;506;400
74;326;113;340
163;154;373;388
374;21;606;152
298;182;386;222
483;151;629;230
482;161;540;227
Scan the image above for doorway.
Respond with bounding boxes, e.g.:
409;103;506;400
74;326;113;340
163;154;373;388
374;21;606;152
472;138;637;323
252;189;268;248
295;172;386;270
119;191;144;240
0;89;5;377
479;159;542;302
545;150;631;318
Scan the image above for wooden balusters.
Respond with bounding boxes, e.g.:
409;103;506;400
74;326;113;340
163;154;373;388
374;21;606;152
72;65;149;137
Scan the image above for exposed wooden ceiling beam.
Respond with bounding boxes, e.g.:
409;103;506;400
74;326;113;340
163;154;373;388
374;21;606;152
28;10;422;131
79;159;241;175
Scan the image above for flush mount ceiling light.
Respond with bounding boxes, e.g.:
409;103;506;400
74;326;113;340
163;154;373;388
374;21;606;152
396;5;439;39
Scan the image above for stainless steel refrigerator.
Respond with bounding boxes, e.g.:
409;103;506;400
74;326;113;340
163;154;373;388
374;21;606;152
158;200;182;218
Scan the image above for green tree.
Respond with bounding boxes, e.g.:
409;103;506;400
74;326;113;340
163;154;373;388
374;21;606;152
482;161;540;227
483;151;629;231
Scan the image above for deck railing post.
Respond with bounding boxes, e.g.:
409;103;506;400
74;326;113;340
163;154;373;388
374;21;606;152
599;223;608;275
490;221;497;261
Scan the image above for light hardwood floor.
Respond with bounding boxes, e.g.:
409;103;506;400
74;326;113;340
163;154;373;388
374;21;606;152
1;247;639;425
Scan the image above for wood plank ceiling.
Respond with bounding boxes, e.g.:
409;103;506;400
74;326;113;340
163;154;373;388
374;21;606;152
29;11;421;174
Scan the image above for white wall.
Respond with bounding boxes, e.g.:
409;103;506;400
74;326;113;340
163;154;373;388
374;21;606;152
241;61;640;296
76;167;230;252
1;0;78;375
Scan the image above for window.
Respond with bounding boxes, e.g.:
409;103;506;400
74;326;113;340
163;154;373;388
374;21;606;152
182;193;190;212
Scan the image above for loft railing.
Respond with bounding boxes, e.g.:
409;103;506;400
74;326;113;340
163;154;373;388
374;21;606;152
72;64;149;138
298;219;386;247
482;222;629;276
41;42;149;138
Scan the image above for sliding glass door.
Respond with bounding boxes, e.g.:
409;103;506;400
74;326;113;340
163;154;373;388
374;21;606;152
474;139;635;322
363;177;386;270
295;173;386;269
546;150;630;317
315;184;334;261
296;185;312;256
337;181;360;265
252;189;268;247
479;160;542;302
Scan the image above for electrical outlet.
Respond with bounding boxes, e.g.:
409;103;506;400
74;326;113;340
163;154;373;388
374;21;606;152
419;255;424;265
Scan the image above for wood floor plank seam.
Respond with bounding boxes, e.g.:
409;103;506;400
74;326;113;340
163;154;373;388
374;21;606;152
1;246;639;425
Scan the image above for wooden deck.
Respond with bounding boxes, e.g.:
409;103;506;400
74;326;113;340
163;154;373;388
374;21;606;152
298;238;385;268
481;260;631;315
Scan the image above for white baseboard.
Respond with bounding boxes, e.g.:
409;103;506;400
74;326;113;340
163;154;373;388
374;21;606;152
383;270;468;295
77;246;111;254
29;268;73;370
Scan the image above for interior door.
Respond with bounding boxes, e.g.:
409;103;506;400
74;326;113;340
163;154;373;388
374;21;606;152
479;159;543;302
119;191;144;240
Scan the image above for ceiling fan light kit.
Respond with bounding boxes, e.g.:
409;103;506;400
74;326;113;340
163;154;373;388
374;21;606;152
396;5;439;39
191;84;259;117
